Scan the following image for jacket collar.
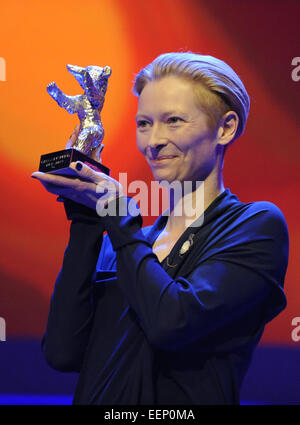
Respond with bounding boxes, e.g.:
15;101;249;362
144;188;239;246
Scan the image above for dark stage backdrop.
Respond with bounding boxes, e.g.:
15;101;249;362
0;0;299;403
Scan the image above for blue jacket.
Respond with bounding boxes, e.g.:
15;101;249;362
42;188;289;404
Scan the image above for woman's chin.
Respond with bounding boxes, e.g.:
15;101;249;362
151;165;174;179
152;171;178;185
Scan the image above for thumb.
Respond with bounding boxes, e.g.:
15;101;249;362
69;161;103;182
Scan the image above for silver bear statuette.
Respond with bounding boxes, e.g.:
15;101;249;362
47;64;112;157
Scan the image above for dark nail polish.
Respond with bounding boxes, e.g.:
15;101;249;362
76;162;83;171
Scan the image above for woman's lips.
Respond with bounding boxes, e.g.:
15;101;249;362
148;156;178;166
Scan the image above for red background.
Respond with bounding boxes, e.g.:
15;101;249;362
0;0;299;345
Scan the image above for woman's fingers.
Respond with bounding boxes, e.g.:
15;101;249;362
31;165;103;199
31;162;123;210
31;171;80;187
31;162;104;187
69;161;107;183
69;162;123;195
31;171;97;204
34;178;72;197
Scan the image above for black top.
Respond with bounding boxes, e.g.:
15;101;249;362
42;188;289;405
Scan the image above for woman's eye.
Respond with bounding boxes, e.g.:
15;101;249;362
167;117;183;124
137;120;150;128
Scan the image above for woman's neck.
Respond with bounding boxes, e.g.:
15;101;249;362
164;175;225;235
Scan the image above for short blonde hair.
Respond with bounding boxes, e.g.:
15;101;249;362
133;52;250;145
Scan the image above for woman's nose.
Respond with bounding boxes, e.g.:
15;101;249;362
148;123;167;148
149;144;166;158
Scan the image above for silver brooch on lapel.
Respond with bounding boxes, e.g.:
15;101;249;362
166;233;195;268
179;233;195;256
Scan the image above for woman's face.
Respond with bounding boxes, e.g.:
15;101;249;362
136;75;221;184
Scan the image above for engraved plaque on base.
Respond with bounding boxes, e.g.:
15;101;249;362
39;148;110;176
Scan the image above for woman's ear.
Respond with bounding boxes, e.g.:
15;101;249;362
217;111;239;147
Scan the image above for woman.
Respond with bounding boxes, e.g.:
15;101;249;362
32;52;289;405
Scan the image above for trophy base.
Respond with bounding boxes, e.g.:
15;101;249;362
39;148;110;176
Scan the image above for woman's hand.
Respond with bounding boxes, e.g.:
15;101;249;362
31;126;122;212
31;161;123;212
